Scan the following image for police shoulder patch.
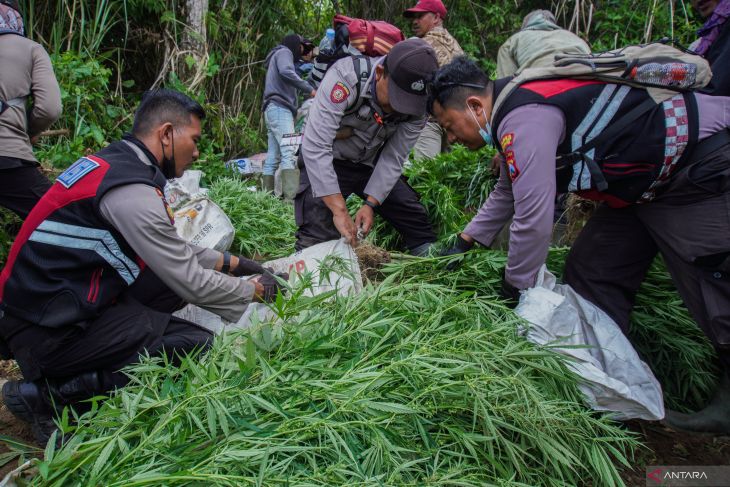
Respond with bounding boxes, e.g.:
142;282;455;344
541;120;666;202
500;133;520;183
330;81;350;104
155;187;175;224
57;157;100;188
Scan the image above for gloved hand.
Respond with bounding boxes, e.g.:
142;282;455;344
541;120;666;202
258;269;289;302
499;275;521;308
232;256;265;277
440;235;474;270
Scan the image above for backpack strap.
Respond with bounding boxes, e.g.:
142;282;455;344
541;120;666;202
344;55;372;116
557;97;657;191
0;96;26;116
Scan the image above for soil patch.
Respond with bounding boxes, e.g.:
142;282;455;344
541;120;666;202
621;421;730;485
355;242;391;282
0;360;38;481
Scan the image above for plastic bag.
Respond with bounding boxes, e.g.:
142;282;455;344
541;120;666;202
515;266;665;421
165;170;235;252
174;239;362;334
225;153;266;176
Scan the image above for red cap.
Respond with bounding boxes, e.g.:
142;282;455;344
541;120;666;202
404;0;448;18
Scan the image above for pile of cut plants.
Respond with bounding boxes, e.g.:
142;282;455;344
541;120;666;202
6;150;721;485
33;272;638;486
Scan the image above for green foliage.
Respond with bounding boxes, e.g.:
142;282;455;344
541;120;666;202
386;248;720;412
359;147;496;250
36;52;129;169
35;270;637;486
0;208;22;267
207;177;296;259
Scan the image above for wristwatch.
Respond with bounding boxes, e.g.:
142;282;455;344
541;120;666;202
221;251;232;274
364;200;378;210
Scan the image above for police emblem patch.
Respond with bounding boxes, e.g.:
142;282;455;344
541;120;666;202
57;157;100;188
500;133;520;182
155;188;175;224
330;82;350;104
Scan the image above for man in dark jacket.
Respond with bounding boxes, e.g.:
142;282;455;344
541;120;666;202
0;0;62;218
262;34;316;198
0;89;285;444
431;57;730;434
691;0;730;96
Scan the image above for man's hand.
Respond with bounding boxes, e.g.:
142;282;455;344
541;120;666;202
491;153;504;176
258;270;288;302
354;198;378;239
322;194;358;245
440;233;475;270
332;211;358;245
252;278;265;302
354;205;374;238
310;90;317;98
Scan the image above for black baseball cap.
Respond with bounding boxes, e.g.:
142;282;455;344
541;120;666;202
385;38;438;116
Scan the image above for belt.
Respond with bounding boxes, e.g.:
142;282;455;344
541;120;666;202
690;127;730;162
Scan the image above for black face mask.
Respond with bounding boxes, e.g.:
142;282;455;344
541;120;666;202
160;129;177;180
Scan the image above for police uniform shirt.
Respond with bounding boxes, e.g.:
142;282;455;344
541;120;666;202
300;56;427;204
98;141;256;322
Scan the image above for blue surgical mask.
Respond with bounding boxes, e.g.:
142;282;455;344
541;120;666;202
468;104;493;147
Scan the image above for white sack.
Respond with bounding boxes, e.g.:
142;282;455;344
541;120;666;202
165;170;235;252
175;239;362;334
515;266;665;421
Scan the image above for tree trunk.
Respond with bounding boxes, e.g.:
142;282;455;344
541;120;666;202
179;0;209;88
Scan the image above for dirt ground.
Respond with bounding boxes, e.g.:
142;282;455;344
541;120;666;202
0;360;37;480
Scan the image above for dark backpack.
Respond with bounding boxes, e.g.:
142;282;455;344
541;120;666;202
493;40;712;192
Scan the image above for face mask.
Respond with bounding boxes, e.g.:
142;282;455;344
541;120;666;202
468;104;493;147
160;129;177;179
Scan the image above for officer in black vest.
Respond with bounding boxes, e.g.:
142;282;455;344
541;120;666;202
431;57;730;435
0;89;284;444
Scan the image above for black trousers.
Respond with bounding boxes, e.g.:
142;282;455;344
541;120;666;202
564;142;730;373
0;164;52;219
0;270;213;390
294;159;436;251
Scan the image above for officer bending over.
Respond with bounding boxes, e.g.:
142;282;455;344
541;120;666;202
296;38;439;255
433;57;730;435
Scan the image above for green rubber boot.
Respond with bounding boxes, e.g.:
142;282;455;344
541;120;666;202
261;175;275;193
663;373;730;435
280;168;300;202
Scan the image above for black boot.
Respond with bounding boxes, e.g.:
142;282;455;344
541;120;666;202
663;373;730;435
2;380;58;446
48;371;104;406
2;371;105;446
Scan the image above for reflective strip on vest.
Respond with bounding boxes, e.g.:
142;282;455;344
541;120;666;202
28;220;140;284
569;84;630;191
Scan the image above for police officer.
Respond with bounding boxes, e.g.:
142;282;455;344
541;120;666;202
296;38;439;255
431;57;730;434
0;89;285;444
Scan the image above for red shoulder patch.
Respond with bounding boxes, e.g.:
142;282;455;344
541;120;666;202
500;133;520;182
330;82;350;104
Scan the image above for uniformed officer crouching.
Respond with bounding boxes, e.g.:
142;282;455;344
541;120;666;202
296;38;440;255
0;89;286;444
